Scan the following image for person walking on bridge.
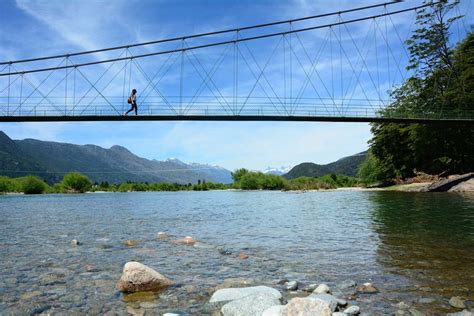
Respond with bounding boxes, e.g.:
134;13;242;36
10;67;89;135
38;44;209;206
124;89;138;116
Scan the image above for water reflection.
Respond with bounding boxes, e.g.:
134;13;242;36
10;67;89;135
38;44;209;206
368;191;474;311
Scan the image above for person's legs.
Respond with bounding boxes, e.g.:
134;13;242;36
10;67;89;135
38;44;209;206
124;104;134;115
133;102;138;115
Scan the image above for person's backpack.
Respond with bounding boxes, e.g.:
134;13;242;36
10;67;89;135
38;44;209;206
127;96;132;104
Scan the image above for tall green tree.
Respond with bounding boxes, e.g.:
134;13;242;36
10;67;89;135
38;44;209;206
365;0;473;181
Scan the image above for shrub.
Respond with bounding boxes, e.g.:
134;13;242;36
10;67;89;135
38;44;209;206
61;172;92;193
21;176;47;194
0;176;13;193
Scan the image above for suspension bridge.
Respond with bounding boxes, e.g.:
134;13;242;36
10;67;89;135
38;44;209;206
0;1;471;123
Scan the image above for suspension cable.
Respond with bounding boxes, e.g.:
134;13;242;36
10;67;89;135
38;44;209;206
0;3;440;77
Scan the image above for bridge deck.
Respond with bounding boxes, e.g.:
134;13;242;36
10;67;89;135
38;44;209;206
1;115;472;124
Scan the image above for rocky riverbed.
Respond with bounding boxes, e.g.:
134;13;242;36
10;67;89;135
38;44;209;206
0;191;473;315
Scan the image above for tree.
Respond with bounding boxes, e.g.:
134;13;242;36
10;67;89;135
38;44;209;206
231;168;249;182
364;1;473;181
61;172;92;193
21;176;47;194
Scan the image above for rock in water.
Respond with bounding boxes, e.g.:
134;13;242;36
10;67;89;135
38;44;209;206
282;297;332;316
172;236;196;245
286;281;298;291
116;261;173;293
356;282;378;294
221;292;281;316
313;283;330;294
157;232;168;240
449;296;466;309
344;305;360;315
210;286;282;304
307;293;339;312
123;240;138;247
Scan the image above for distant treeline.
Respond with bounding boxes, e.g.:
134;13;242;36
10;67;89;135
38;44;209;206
0;170;359;194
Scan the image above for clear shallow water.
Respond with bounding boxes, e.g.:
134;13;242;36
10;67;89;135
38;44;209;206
0;191;473;315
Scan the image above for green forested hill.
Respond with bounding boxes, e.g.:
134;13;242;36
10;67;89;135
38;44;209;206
283;152;367;179
0;131;232;184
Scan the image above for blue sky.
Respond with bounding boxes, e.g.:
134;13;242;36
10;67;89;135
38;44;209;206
0;0;472;170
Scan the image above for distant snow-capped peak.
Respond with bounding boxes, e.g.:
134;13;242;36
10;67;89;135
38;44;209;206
263;166;292;175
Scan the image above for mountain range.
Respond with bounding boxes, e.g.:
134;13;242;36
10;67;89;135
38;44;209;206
0;131;233;184
0;131;367;184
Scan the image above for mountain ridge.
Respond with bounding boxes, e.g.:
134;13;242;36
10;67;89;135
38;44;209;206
0;131;233;184
283;151;367;179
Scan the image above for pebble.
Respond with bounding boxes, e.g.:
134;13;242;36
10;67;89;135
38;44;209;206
218;247;232;255
238;253;249;260
70;239;80;246
123;240;138;247
157;232;168;240
449;296;466;309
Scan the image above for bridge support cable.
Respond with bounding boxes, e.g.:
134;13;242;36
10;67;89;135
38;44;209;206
0;1;407;67
0;1;471;123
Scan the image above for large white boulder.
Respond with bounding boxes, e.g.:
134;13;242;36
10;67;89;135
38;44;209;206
209;286;282;304
221;292;281;316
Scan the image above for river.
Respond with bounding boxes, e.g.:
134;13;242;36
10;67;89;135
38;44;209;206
0;191;473;315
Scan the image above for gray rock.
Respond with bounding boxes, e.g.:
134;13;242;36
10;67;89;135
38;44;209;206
303;284;318;292
308;293;338;312
447;310;473;316
449;297;466;309
210;286;282;304
286;281;298;291
336;298;347;307
282;297;332;316
332;313;346;316
262;305;284;316
343;305;360;315
396;301;410;310
221;292;281;316
116;261;173;293
218;247;232;255
314;283;331;294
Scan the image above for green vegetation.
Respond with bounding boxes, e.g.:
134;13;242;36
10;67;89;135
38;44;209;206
232;168;359;190
0;170;360;194
0;175;47;194
61;172;92;193
360;1;473;184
